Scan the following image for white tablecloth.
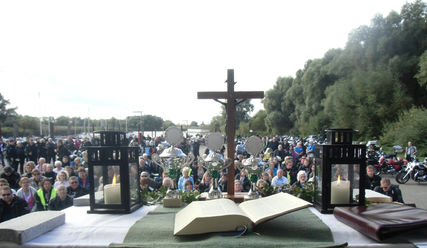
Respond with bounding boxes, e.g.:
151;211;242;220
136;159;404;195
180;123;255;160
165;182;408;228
25;205;157;247
23;205;427;247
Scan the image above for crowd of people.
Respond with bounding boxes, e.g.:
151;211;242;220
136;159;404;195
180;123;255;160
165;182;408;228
137;135;317;195
0;133;407;223
0;135;93;222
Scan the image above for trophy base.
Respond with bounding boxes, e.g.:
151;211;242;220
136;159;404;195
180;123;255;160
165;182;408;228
208;189;222;199
244;195;259;201
245;189;260;200
163;197;183;208
225;193;246;203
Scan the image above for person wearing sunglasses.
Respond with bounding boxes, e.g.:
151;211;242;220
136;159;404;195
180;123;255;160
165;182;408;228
67;176;88;198
0;186;30;222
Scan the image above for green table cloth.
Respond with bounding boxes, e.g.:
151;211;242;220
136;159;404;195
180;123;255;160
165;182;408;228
110;205;346;248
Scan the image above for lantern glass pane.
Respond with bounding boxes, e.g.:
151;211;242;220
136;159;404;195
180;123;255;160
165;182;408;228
92;165;104;205
330;164;360;205
129;162;139;205
314;158;322;203
98;165;121;204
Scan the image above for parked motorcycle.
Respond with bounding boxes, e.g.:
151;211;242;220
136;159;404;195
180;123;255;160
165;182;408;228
374;145;406;176
395;157;427;184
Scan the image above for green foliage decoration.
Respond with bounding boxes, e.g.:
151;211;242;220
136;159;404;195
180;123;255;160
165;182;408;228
168;169;178;180
210;170;219;179
178;190;201;204
140;187;200;205
141;186;167;205
249;174;258;183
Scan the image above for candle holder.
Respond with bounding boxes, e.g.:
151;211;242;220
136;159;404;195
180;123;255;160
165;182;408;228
87;131;141;214
241;136;267;199
151;127;194;206
313;129;366;214
199;133;231;199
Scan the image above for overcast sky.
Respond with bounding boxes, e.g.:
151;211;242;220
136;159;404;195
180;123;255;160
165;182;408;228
0;0;412;125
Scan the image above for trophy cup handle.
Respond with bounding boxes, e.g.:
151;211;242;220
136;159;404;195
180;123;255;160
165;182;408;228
183;152;195;167
151;153;166;171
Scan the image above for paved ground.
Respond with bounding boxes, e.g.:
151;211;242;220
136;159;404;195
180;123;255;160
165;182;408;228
384;173;427;210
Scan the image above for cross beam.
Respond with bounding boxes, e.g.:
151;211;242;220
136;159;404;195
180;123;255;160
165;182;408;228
197;69;264;199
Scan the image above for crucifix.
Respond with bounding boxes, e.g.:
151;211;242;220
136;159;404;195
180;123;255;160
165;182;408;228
197;69;264;199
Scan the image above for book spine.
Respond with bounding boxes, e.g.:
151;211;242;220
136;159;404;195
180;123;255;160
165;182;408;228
333;207;381;241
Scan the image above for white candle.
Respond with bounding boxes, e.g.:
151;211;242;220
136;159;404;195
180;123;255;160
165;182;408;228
104;183;121;204
331;178;350;204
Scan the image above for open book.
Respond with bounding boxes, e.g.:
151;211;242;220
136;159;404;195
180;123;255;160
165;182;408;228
174;192;312;235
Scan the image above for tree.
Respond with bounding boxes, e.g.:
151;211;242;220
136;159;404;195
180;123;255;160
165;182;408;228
142;115;163;131
219;100;254;131
209;115;224;132
247;110;268;136
263;77;295;134
162;120;175;130
17;115;39;136
416;50;427;90
261;0;426;139
190;121;198;127
127;116;140;130
0;93;17;137
380;107;427;156
236;121;250;137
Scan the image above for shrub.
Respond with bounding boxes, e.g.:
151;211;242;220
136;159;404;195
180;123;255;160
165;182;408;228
380;107;427;158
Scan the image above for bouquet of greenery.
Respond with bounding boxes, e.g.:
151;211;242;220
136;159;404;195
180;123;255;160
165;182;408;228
141;187;201;205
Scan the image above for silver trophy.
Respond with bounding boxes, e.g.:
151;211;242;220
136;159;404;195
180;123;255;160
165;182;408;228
242;136;267;199
199;133;231;199
152;127;194;200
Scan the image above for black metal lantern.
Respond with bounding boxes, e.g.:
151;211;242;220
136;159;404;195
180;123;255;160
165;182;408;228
87;131;141;214
314;129;366;214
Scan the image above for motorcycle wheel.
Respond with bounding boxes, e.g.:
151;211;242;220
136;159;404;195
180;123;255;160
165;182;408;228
396;171;410;184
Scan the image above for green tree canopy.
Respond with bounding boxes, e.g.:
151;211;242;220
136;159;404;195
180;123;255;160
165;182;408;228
0;93;17;123
262;0;427;140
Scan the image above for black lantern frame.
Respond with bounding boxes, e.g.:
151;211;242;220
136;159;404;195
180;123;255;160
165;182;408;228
314;129;366;214
87;131;142;214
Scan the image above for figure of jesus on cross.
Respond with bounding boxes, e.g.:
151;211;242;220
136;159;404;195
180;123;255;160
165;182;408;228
197;69;264;200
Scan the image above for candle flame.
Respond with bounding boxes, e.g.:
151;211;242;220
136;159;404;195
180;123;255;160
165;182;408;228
112;174;117;185
337;175;341;184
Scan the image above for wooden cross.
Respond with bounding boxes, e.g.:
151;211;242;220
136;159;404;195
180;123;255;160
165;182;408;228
197;69;264;198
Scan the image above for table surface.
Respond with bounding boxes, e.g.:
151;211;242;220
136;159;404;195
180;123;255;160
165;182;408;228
23;204;427;248
25;205;157;248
